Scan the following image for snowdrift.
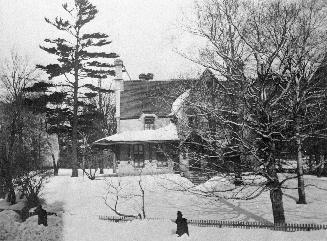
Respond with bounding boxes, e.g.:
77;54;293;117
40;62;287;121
0;210;63;241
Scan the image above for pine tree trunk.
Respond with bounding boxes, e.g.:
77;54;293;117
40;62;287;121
71;80;79;177
71;36;80;178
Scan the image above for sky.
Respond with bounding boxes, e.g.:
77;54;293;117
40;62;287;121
0;0;203;81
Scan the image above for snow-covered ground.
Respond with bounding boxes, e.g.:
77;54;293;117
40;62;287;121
1;169;327;241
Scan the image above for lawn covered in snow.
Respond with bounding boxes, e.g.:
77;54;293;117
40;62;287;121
1;169;327;241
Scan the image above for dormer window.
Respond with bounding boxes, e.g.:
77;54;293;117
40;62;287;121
144;116;155;130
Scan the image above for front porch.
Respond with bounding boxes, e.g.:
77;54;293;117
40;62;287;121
112;143;178;176
93;123;181;176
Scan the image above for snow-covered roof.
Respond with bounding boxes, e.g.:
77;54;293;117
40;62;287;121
170;89;190;117
93;123;179;146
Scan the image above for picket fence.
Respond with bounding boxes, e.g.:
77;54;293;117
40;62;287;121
98;215;327;232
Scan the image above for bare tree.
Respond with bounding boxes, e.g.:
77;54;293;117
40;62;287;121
279;0;327;204
0;50;40;204
103;175;146;219
172;0;327;223
93;91;116;174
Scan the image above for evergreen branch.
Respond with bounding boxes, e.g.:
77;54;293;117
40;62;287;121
36;64;63;79
82;33;109;39
44;17;75;36
80;51;119;59
87;61;115;68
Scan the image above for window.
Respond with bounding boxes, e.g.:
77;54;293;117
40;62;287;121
133;144;144;168
155;144;168;167
186;109;198;128
144;116;155;130
188;115;198;128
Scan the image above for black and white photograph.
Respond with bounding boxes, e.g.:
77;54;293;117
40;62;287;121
1;0;327;240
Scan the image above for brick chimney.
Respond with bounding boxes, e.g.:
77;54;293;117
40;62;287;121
139;73;154;81
114;59;123;133
114;59;123;91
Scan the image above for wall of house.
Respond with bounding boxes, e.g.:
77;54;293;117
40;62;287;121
179;153;190;178
117;160;173;176
116;143;174;175
120;117;171;132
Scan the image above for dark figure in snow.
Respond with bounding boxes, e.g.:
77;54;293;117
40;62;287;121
35;205;47;226
175;211;189;237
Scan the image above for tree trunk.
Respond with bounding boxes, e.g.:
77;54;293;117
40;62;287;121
113;151;117;174
317;155;325;177
266;141;285;224
270;185;285;224
98;78;104;175
50;153;58;176
294;76;306;204
53;160;59;176
322;155;327;176
295;131;306;204
71;83;79;177
139;179;146;219
308;155;313;174
71;38;80;177
99;156;104;174
315;154;321;177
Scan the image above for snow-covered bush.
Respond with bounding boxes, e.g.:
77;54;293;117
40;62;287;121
0;210;20;241
15;170;52;208
0;209;21;222
0;209;63;241
15;215;63;241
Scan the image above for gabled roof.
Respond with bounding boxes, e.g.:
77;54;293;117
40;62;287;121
93;123;179;145
120;79;192;119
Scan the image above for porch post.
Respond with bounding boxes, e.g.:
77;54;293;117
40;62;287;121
113;153;117;174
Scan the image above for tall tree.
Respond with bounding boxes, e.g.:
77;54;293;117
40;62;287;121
175;0;327;223
281;1;327;204
38;0;118;177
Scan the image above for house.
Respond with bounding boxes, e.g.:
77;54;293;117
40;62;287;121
93;59;225;177
93;59;192;176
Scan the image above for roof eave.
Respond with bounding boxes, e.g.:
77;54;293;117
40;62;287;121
92;139;179;147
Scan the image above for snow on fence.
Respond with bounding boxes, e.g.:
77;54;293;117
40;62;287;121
98;215;327;232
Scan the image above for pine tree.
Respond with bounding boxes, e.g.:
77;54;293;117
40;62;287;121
38;0;118;177
24;82;71;176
